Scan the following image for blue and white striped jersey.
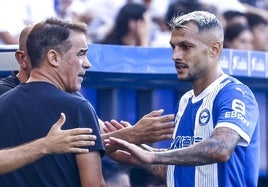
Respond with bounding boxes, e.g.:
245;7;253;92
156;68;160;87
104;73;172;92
167;74;260;187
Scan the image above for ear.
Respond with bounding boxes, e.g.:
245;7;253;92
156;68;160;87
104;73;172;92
210;41;222;58
47;49;60;67
15;50;27;68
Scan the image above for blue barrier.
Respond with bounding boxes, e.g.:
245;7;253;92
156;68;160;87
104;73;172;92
87;44;268;78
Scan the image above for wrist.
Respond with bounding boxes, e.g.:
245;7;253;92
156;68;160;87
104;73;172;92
36;137;50;155
158;148;167;152
129;125;143;144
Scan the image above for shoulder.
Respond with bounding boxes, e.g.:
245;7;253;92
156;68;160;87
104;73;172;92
219;76;256;100
215;76;258;113
0;73;20;95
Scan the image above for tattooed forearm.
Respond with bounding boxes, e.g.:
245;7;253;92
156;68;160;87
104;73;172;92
153;127;241;166
207;127;241;160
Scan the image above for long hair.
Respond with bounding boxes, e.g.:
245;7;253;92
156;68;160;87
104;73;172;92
101;3;147;45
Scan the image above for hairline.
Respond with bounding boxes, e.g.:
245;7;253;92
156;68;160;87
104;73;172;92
169;11;224;43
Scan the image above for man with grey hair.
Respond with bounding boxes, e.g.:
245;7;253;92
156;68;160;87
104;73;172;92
105;11;260;187
0;18;106;187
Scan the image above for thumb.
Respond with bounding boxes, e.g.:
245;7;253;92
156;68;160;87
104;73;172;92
53;113;66;129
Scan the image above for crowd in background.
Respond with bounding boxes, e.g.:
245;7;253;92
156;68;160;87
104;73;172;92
1;0;268;51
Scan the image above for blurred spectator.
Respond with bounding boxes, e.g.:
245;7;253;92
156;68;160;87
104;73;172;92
24;0;56;23
150;0;217;47
0;0;56;45
102;157;131;187
55;0;95;43
246;12;268;51
85;0;127;43
55;0;74;21
0;0;28;44
241;1;268;21
224;23;253;50
165;0;218;28
133;0;171;47
100;2;151;46
239;0;257;7
199;0;247;14
220;10;248;30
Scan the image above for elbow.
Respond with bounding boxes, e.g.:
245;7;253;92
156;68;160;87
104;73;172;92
217;152;231;162
216;146;235;162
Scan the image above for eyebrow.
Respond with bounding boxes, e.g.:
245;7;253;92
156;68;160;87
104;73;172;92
78;48;88;55
169;40;193;46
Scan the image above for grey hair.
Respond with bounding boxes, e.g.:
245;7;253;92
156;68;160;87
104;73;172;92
169;11;223;32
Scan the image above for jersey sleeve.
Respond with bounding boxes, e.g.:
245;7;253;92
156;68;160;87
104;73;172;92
214;83;259;146
75;100;105;156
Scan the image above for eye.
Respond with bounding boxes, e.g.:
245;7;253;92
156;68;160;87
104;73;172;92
169;43;175;50
180;44;192;50
78;53;86;57
78;49;88;57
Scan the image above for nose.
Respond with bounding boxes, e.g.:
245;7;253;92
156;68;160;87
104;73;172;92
83;58;92;69
172;46;183;62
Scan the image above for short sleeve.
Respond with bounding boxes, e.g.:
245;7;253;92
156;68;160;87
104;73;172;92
214;83;259;146
75;100;105;156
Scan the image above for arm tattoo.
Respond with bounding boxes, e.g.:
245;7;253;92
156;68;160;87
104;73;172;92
153;127;241;166
190;127;240;164
207;127;240;157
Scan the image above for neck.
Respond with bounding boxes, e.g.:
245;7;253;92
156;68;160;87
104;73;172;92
16;70;29;83
27;69;62;90
192;68;224;96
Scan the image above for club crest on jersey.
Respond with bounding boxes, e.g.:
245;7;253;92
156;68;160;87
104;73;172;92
199;109;210;126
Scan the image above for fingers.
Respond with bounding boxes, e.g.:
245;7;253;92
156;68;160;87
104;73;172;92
154;124;174;138
64;129;97;147
145;109;164;117
104;137;129;148
55;135;96;154
154;133;173;141
120;120;132;127
68;128;93;135
104;120;122;132
71;134;97;141
66;148;90;154
158;114;175;123
108;137;142;156
71;137;96;147
108;137;129;147
160;121;175;129
103;119;129;133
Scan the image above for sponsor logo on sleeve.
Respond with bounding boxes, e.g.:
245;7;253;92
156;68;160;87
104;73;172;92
224;99;249;126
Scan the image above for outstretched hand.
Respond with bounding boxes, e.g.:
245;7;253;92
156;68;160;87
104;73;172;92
103;119;131;133
132;109;175;144
105;137;154;166
102;109;174;154
44;113;97;154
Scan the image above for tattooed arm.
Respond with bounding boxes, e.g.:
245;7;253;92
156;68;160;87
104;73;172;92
152;127;241;165
143;126;241;180
106;127;241;174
